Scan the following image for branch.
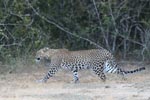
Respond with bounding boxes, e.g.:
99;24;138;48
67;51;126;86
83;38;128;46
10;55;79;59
25;0;103;49
1;43;22;47
118;34;144;46
92;0;110;50
0;23;23;26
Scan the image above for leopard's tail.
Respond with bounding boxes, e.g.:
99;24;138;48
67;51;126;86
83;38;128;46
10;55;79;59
103;60;146;75
121;67;145;74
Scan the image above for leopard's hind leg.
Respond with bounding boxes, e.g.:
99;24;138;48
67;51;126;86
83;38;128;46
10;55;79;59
92;66;106;82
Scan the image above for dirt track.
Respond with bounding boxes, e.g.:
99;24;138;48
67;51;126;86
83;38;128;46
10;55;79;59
0;63;150;100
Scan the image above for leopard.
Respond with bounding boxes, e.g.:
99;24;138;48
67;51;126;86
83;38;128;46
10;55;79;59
35;47;145;83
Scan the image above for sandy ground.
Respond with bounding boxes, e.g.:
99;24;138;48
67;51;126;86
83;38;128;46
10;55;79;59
0;63;150;100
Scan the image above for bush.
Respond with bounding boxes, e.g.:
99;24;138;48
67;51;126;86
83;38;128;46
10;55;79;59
0;0;150;63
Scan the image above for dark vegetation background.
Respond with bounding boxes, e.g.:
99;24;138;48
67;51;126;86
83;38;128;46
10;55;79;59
0;0;150;71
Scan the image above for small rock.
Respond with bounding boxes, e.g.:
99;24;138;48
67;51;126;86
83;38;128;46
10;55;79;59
105;85;110;88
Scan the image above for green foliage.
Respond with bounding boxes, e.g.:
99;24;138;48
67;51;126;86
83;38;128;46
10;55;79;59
0;0;150;63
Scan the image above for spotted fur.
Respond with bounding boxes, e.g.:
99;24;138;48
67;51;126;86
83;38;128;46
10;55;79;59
35;47;145;83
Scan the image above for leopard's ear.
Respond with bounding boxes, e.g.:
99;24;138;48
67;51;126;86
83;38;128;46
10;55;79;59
43;47;49;52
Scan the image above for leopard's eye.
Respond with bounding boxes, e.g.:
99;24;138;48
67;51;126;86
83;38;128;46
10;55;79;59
37;57;41;60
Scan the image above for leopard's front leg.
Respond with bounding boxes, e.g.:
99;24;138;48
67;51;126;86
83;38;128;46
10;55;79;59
37;67;59;83
72;67;79;83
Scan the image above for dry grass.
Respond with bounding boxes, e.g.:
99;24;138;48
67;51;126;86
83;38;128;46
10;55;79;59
0;60;150;100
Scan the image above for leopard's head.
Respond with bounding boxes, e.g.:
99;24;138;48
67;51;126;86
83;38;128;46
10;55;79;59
35;47;68;63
